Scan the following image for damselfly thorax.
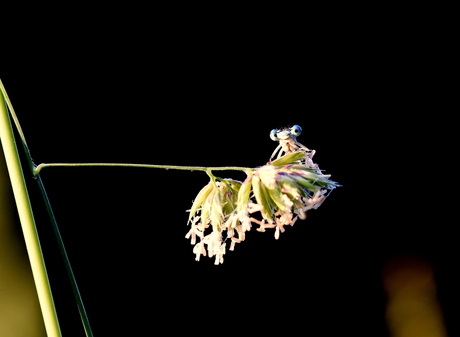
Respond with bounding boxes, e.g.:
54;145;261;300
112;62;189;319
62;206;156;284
269;125;319;170
269;125;309;159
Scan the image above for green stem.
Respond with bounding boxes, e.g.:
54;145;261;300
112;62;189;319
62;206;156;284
0;86;62;336
1;79;94;336
35;176;94;337
0;79;28;146
34;162;252;175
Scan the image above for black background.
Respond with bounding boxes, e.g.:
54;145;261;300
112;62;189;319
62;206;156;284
1;12;455;337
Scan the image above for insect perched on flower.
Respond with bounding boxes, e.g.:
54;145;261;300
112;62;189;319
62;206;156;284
185;125;340;264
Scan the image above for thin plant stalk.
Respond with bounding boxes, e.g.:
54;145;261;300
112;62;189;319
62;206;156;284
35;176;94;337
1;79;93;336
34;162;252;175
0;89;62;336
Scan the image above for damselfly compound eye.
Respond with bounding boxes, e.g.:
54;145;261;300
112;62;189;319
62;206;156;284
290;125;302;137
270;129;279;141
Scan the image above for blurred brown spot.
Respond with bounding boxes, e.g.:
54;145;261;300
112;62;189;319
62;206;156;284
382;256;448;337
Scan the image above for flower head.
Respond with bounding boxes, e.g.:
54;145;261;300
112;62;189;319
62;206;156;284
251;152;338;237
185;138;339;263
185;174;254;264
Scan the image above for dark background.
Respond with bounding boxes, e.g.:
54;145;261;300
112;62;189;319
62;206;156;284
0;12;455;337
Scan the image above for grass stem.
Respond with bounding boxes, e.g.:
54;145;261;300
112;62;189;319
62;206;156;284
0;85;62;337
34;162;252;175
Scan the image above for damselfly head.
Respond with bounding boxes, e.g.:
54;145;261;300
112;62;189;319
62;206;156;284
270;125;302;141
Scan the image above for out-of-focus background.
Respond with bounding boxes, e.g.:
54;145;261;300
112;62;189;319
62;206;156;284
0;12;455;337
